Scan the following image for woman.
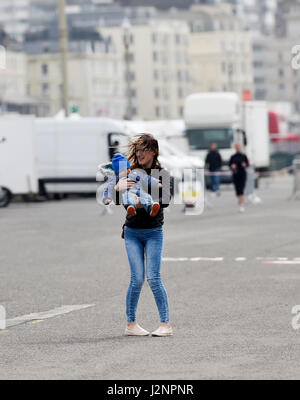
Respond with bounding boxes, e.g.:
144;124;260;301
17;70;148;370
114;134;173;337
229;143;249;213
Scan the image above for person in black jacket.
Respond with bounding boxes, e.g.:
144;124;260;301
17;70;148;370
229;143;249;213
114;134;173;337
205;142;222;195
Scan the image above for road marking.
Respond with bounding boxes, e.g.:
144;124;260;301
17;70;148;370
263;261;300;265
30;320;44;325
256;257;289;261
163;257;224;262
163;257;300;264
5;304;95;329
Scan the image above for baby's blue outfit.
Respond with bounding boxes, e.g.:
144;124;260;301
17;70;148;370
103;170;159;213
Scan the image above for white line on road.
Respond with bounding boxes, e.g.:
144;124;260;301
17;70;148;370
256;257;289;261
5;304;95;329
163;257;300;264
163;257;224;262
263;261;300;265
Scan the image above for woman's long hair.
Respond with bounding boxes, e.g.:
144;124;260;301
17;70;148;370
127;134;161;170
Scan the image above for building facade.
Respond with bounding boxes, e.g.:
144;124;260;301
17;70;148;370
27;45;125;118
159;4;254;99
0;50;36;114
101;20;192;120
252;1;300;115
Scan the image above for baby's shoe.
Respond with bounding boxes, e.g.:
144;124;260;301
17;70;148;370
127;205;136;217
150;202;160;217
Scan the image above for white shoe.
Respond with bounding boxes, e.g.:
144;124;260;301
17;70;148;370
152;325;173;337
239;206;245;213
125;324;150;336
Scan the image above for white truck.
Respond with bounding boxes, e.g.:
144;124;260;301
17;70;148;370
184;92;270;185
0;116;38;207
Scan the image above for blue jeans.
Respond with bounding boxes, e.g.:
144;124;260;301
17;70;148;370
123;188;153;213
210;172;220;193
124;226;170;323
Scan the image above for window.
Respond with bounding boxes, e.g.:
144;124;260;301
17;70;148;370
154;88;160;98
163;88;168;100
186;128;234;150
254;77;265;84
154;70;159;80
255;89;267;100
126;53;134;63
42;83;49;97
161;52;167;65
41;64;48;76
178;87;184;98
125;71;135;81
155;106;161;118
253;61;263;68
279;69;284;77
153;51;158;62
222;62;227;73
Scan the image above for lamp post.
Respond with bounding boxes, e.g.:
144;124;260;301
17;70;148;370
58;0;69;117
225;42;234;92
122;18;133;120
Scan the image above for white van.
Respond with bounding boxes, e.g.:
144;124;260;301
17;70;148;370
36;117;128;196
0;116;38;207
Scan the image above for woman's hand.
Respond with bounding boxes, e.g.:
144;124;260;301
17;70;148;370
115;177;136;192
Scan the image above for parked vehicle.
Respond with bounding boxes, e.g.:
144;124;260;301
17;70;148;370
268;110;300;155
0;116;38;207
118;119;204;176
242;101;270;173
184;93;270;184
36;117;128;197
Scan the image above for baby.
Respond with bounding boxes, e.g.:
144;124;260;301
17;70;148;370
102;153;162;217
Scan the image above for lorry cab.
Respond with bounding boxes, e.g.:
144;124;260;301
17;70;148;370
184;93;245;181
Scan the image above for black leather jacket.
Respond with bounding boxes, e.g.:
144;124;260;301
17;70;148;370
122;168;173;229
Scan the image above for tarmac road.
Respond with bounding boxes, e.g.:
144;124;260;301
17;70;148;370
1;175;300;380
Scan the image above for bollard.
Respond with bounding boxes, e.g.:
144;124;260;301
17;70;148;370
245;165;255;196
291;158;300;200
0;305;6;330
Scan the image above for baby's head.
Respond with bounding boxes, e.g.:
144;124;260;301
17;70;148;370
112;153;131;176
